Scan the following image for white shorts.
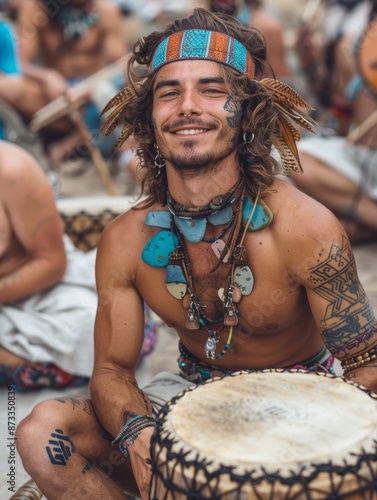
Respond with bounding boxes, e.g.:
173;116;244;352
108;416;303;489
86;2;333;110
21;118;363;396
298;136;377;200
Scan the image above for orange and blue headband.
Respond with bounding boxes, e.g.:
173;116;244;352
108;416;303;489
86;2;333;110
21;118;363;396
151;29;254;79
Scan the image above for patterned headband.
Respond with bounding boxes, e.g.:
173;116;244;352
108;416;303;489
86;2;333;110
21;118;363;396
151;29;254;78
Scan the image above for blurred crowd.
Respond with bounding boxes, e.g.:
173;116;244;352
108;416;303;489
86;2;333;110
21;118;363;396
0;0;377;236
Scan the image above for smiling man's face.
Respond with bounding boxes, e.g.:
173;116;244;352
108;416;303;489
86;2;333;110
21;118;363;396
152;59;242;175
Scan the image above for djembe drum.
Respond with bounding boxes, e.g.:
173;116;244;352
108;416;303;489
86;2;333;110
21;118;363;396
149;369;377;499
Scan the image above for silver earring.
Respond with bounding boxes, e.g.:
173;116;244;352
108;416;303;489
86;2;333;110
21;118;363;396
154;144;166;177
243;132;255;144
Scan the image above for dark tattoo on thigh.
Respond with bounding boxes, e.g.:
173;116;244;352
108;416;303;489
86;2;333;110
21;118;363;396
308;236;376;357
54;397;94;415
46;429;76;466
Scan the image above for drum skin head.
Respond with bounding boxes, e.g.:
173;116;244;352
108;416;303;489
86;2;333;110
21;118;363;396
149;370;377;499
356;17;377;95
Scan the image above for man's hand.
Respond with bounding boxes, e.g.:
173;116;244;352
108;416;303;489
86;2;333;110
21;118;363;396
128;426;155;500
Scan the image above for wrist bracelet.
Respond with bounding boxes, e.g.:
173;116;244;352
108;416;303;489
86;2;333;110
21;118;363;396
118;420;156;458
112;414;155;446
341;345;377;373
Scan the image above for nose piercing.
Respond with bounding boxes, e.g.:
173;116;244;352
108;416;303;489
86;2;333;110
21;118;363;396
183;113;192;118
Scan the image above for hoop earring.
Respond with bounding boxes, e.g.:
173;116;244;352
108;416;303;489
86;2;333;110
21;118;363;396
243;132;255;144
154;144;166;177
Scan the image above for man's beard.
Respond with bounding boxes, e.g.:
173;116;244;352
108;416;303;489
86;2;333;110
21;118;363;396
164;136;237;179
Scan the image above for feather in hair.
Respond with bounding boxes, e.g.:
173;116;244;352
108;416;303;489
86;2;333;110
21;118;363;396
280;117;301;142
98;85;139;141
273;133;302;175
277;117;303;172
276;104;317;136
100;86;136;116
259;78;317;174
100;109;127;138
113;123;133;151
260;78;314;110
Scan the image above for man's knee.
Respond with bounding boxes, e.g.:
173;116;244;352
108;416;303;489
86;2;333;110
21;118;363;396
16;398;84;467
16;400;61;463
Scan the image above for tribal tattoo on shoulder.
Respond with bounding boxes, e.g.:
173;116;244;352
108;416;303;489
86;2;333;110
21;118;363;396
308;235;376;358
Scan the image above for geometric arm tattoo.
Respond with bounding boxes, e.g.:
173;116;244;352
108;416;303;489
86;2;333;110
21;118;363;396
308;235;377;358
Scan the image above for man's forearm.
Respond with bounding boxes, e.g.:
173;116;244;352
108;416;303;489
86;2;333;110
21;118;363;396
90;368;153;440
0;256;65;304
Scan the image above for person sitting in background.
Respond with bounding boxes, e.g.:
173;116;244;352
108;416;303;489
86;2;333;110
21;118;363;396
15;0;127;163
0;17;47;136
239;0;291;81
208;0;291;81
0;140;157;392
292;0;377;243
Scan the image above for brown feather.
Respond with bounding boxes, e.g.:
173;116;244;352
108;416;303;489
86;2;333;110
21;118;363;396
274;104;316;135
98;103;128;137
260;78;314;110
113;124;132;150
277;117;302;169
273;133;303;174
281;116;301;142
100;86;135;115
101;112;125;137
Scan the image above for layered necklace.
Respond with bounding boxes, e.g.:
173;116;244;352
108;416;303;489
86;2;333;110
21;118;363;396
142;180;273;360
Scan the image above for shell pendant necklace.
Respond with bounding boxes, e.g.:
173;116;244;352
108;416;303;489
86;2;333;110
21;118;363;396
168;187;262;360
142;182;273;360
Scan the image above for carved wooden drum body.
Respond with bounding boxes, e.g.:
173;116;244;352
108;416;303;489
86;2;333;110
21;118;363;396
149;370;377;499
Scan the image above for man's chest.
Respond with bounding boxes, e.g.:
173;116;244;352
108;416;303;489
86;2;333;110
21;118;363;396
41;26;103;64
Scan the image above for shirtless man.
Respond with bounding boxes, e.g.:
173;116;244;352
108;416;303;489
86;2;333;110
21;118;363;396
16;8;377;499
0;140;93;390
15;0;127;161
0;140;156;391
0;141;66;305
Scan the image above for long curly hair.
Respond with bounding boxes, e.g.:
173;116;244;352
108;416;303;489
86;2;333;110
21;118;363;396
101;8;315;208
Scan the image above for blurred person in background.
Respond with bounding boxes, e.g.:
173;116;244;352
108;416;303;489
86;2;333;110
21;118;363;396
292;0;377;243
15;0;127;164
208;0;291;80
0;140;157;391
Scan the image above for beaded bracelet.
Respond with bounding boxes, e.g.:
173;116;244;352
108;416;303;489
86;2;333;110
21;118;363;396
341;345;377;373
112;415;155;446
118;421;156;458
